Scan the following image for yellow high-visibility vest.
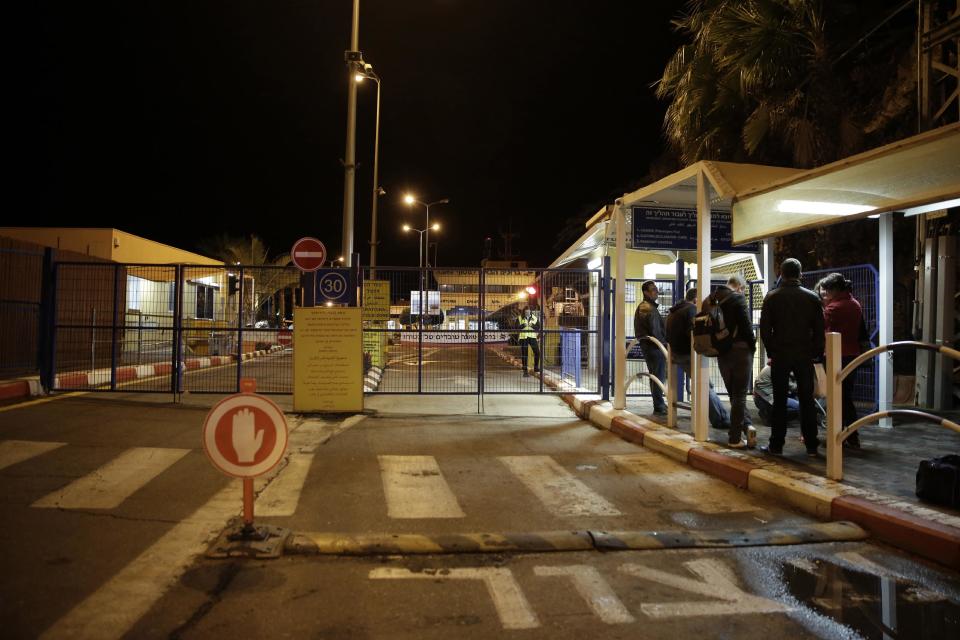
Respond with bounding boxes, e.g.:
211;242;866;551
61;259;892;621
518;314;538;340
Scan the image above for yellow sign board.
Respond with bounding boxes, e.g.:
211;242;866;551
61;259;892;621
362;280;391;322
293;307;363;412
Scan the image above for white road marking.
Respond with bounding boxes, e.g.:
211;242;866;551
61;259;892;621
499;455;621;517
40;481;242;640
32;447;190;510
534;565;634;624
378;455;465;519
609;453;759;514
369;567;540;629
0;440;66;471
255;453;313;516
620;559;791;618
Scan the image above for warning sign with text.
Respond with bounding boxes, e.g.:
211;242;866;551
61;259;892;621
294;307;363;412
362;280;390;322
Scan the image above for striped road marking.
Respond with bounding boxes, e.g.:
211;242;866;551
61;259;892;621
255;453;314;516
39;482;241;640
608;453;759;514
533;565;634;624
0;440;66;471
369;567;539;629
378;455;465;519
498;455;621;517
32;447;190;510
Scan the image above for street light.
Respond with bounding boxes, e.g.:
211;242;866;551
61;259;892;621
402;223;440;269
356;63;384;269
327;256;345;268
403;195;448;268
403;223;440;321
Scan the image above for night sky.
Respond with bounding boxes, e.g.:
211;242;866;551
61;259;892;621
19;1;686;267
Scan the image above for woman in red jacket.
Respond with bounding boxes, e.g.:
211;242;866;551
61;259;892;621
818;273;863;449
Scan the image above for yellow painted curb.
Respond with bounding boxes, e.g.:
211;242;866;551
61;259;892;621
748;469;841;520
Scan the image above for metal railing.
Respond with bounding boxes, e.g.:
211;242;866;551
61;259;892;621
624;335;677;428
825;333;960;480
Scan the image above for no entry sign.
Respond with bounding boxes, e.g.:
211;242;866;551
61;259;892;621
291;237;327;272
202;393;288;478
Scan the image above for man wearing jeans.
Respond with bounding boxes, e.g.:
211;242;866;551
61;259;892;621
759;258;824;457
633;280;667;415
712;274;756;448
666;287;730;429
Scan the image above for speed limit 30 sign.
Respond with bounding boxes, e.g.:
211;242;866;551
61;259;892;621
315;268;354;304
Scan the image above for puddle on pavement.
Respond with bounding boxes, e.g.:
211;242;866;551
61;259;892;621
782;558;960;638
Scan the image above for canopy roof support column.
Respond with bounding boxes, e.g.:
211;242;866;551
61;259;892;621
693;170;711;442
614;201;627;410
879;214;894;427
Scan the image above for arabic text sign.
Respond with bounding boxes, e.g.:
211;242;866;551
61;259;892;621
293;307;363;412
632;208;759;252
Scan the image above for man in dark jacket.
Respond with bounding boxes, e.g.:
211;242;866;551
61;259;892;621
666;287;729;429
633;280;667;415
759;258;824;456
712;274;757;448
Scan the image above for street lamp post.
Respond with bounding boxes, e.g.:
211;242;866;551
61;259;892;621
403;195;448;267
341;0;362;268
356;64;384;269
403;223;439;318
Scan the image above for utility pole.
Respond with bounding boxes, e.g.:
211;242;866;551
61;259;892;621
341;0;361;267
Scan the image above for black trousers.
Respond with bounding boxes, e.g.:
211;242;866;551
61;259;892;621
519;337;540;371
841;355;861;445
770;357;818;450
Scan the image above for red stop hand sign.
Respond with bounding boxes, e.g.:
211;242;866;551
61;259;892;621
202;394;288;478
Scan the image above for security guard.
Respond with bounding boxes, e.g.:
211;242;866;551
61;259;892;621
517;306;540;376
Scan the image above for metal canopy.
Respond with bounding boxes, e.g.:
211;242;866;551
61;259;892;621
732;123;960;243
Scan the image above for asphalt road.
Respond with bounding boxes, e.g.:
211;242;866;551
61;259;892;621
1;393;957;639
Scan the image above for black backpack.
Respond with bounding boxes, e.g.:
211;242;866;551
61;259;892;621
692;295;736;357
916;454;960;508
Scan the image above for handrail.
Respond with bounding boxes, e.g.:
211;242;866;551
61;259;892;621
840;340;960;383
625;335;668;360
624;336;674;427
826;332;960;480
627;371;666;395
836;409;960;443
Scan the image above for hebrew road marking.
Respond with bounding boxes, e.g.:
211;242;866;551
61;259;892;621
32;447;189;510
534;565;634;624
0;440;65;471
499;455;621;517
378;455;465;519
621;559;791;618
369;567;539;629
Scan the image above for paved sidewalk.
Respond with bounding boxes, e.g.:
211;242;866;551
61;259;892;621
625;395;960;519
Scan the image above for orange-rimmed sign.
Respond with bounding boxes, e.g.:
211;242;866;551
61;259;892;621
202;392;288;479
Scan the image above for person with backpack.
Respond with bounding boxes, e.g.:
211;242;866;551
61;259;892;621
633;280;667;415
817;273;865;449
710;274;757;448
759;258;824;457
666;287;730;429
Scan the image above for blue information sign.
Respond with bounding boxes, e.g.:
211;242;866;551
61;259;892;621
632;207;759;252
315;269;356;305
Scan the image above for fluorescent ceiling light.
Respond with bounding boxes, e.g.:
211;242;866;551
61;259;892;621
586;257;602;270
901;198;960;217
776;200;878;216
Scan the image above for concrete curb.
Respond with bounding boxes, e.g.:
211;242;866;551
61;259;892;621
1;345;287;399
565;395;960;570
284;522;867;556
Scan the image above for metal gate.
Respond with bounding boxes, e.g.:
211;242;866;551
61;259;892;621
49;262;300;394
361;266;605;394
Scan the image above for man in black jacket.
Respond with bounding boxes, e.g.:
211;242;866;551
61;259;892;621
633;280;667;415
712;274;757;448
666;287;729;429
759;258;824;457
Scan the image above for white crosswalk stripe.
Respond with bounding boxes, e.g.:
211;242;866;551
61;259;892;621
378;454;465;519
256;453;314;516
32;447;190;510
608;453;761;514
0;439;66;471
499;455;622;517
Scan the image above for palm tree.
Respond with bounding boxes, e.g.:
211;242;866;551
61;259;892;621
656;0;912;169
198;234;298;325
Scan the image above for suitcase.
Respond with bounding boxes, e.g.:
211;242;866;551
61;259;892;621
915;454;960;508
